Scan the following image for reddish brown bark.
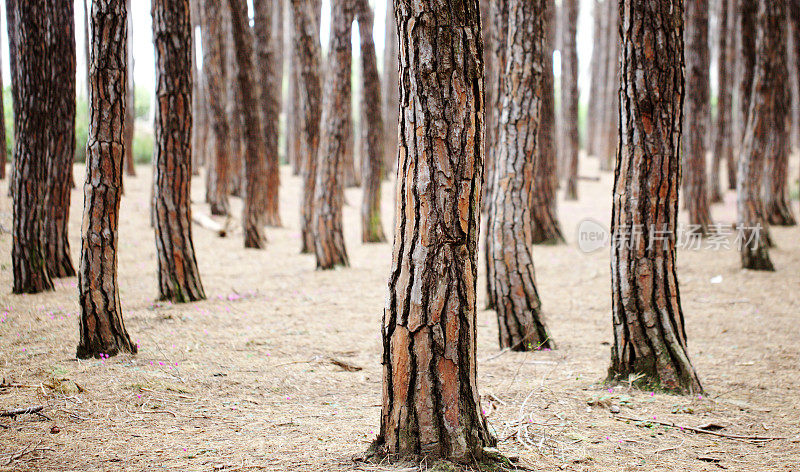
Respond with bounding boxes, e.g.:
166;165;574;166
562;0;579;200
0;30;7;180
123;0;135;178
737;0;757;152
711;0;734;202
78;0;137;359
225;8;244;199
598;0;619;171
152;0;206;302
610;0;702;394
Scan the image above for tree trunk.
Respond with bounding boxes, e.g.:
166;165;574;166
78;0;137;359
530;0;564;245
313;0;352;269
710;0;734;203
286;3;301;175
738;0;757;152
201;0;230;216
562;0;579;200
123;0;135;178
6;0;18;196
228;0;269;248
355;0;386;243
684;0;713;233
291;0;323;254
152;0;206;303
737;0;785;271
190;0;207;176
225;9;244;199
610;0;703;395
43;0;77;279
9;0;54;294
0;29;7;180
598;0;619;171
490;0;554;352
381;0;399;178
254;0;283;227
372;0;495;462
585;0;603;157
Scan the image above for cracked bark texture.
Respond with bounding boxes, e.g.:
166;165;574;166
254;0;283;227
490;0;554;352
313;0;353;269
562;0;579;200
683;0;713;233
229;0;269;248
530;0;564;245
292;0;323;254
78;0;137;359
152;0;206;303
373;0;494;462
44;0;77;278
10;0;54;294
355;0;386;243
610;0;702;394
737;0;786;271
201;0;230;216
710;0;734;202
382;0;399;178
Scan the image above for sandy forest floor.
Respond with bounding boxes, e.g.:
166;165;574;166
0;156;799;472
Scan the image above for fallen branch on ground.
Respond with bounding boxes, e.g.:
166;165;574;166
613;413;786;441
0;406;50;421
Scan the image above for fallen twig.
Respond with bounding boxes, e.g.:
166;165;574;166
0;406;50;421
613;414;786;441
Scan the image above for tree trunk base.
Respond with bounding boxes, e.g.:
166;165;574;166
766;200;797;226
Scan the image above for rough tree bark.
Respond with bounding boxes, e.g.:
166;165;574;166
382;0;399;178
254;0;283;227
152;0;206;302
710;0;734;202
371;0;495;462
737;0;786;271
225;9;244;198
562;0;579;200
228;0;269;248
313;0;353;269
10;0;54;294
609;0;703;394
530;0;564;245
77;0;137;358
490;0;554;352
683;0;713;233
201;0;230;216
292;0;323;254
738;0;757;152
6;0;18;194
355;0;386;243
44;0;77;278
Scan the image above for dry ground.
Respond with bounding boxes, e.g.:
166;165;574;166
0;156;799;471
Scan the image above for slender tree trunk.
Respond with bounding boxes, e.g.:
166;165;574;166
123;0;135;178
737;0;785;271
598;0;619;171
254;0;283;227
6;0;18;196
530;0;564;245
725;0;738;189
152;0;206;302
610;0;703;395
0;31;7;180
10;0;54;294
190;0;206;176
738;0;757;152
381;0;398;178
711;0;733;203
585;0;603;157
355;0;386;243
43;0;77;279
684;0;713;232
286;3;301;175
225;8;244;199
490;0;554;352
78;0;137;359
371;0;495;461
201;0;230;216
292;0;323;254
562;0;579;200
313;0;352;269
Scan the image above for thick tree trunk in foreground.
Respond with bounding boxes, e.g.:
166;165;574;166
254;0;282;227
490;0;554;352
737;1;786;271
152;0;206;302
78;0;137;359
10;0;54;294
292;0;323;254
372;0;494;461
683;0;713;232
562;0;579;200
201;0;230;216
711;0;734;202
228;0;268;248
610;0;702;394
44;0;77;278
381;0;398;178
355;0;386;243
530;0;564;245
313;0;352;269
